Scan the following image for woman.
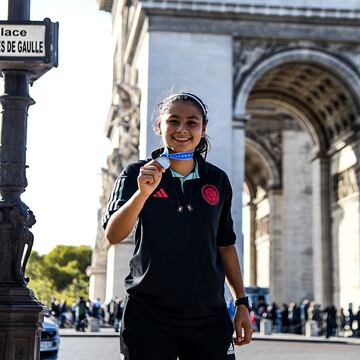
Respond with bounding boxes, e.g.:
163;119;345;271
103;92;252;360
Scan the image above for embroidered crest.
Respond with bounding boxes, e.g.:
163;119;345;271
202;185;219;205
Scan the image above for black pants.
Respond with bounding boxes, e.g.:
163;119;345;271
120;298;236;360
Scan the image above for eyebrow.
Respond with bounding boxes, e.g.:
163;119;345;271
167;114;201;120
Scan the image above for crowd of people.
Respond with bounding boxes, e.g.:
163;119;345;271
248;299;360;338
48;296;360;339
48;297;124;332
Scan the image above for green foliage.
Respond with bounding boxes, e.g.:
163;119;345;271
26;245;92;306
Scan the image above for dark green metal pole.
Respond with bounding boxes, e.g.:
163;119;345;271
0;1;43;359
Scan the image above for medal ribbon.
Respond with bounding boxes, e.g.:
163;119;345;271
161;148;194;160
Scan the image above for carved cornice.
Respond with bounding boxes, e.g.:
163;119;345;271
101;1;360;20
141;1;360;21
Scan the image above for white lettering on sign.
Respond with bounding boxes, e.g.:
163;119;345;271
0;24;45;57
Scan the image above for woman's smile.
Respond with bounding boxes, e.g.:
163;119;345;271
172;135;192;143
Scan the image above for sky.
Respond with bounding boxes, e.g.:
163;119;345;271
0;0;113;254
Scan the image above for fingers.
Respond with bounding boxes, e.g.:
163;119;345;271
234;313;253;346
234;326;251;346
234;320;244;345
138;164;163;186
147;159;166;173
137;160;166;196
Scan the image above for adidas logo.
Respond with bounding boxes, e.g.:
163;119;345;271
153;188;168;198
227;342;235;355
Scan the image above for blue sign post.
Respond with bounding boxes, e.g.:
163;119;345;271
0;1;58;359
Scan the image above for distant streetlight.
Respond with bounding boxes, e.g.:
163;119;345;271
0;1;58;359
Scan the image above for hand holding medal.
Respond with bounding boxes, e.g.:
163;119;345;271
138;160;166;197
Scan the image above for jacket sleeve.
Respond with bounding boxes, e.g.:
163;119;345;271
102;163;139;229
216;174;237;246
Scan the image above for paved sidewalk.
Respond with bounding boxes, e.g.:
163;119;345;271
59;328;360;345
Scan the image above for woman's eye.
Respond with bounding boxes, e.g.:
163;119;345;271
188;121;198;127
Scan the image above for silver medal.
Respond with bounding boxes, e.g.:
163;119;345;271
156;156;171;169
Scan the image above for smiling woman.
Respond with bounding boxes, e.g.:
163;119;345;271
103;91;253;360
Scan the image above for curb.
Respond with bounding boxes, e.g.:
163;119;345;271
59;329;120;338
60;333;120;338
252;334;360;346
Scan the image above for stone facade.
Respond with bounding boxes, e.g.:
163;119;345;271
90;0;360;310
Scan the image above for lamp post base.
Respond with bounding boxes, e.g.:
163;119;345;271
0;286;43;360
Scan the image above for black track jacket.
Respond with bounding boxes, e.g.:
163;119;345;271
103;148;236;325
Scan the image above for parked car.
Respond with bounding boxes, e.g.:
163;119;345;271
40;315;60;355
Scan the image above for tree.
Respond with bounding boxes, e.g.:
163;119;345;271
26;245;92;306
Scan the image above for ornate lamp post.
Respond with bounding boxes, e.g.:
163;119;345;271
0;1;58;359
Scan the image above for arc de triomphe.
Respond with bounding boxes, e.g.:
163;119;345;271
87;0;360;310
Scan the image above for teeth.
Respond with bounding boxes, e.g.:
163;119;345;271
174;137;189;141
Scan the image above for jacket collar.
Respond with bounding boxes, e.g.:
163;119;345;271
150;147;208;178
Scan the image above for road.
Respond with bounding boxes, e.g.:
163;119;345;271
41;336;360;360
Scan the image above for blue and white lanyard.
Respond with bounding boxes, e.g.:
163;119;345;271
161;147;194;160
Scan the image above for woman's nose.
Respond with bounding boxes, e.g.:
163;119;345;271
177;122;187;131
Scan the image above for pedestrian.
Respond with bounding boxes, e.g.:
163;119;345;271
91;298;101;319
288;303;301;334
355;306;360;337
300;299;309;334
281;303;289;333
103;92;252;360
107;299;115;326
114;297;124;332
347;303;355;333
324;305;336;338
50;298;60;321
74;296;88;332
59;299;68;328
336;308;346;336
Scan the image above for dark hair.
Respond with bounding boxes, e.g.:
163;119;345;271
154;91;211;158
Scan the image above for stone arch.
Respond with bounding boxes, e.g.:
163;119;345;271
245;137;281;190
235;46;360;305
248;96;323;155
235;48;360;153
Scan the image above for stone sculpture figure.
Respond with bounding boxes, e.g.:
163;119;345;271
9;204;36;284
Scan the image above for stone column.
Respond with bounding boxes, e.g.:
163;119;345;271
232;118;247;266
87;249;107;302
268;187;283;304
105;237;134;302
249;201;257;285
312;155;333;306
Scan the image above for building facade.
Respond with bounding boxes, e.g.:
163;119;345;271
87;0;360;309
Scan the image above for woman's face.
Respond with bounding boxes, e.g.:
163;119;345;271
157;100;206;153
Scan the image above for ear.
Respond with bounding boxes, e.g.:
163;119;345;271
156;119;161;135
201;125;206;137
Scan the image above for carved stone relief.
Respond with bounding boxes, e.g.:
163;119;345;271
98;81;141;251
333;166;359;202
256;215;269;239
